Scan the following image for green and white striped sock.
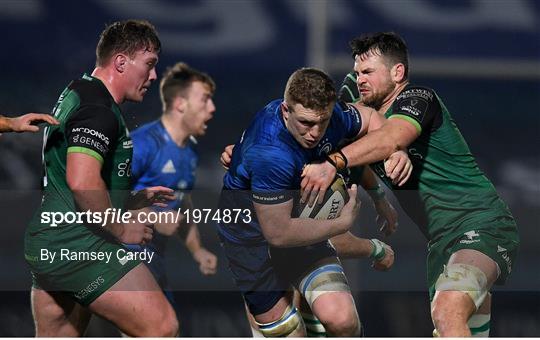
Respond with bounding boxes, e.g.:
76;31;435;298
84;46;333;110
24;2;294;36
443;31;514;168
301;312;327;337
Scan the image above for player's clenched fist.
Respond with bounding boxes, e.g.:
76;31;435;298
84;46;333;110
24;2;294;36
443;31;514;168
193;248;218;276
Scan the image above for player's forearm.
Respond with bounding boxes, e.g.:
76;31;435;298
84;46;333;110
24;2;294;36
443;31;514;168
342;128;400;167
330;232;373;259
0;116;13;132
266;217;347;248
68;178;122;237
184;223;202;254
359;167;387;202
359;167;379;190
179;195;201;253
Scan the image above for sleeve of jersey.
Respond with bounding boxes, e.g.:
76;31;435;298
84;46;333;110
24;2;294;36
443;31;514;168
336;101;362;139
247;146;296;205
66;105;119;164
389;87;441;134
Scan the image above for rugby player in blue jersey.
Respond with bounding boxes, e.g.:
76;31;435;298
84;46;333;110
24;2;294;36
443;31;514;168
130;62;218;307
218;68;411;337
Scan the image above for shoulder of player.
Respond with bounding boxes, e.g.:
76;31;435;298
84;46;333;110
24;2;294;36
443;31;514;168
65;104;119;132
339;101;376;115
249;99;282;126
249;102;291;144
131;120;163;148
69;76;116;109
332;101;374;126
244;142;296;169
333;101;369;118
262;98;283;112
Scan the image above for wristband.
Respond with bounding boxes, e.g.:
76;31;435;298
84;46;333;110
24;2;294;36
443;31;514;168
325;150;348;171
369;239;386;261
367;185;386;201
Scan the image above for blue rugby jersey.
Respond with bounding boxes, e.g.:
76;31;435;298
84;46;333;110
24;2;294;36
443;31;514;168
218;99;362;244
130;119;198;255
131;119;198;210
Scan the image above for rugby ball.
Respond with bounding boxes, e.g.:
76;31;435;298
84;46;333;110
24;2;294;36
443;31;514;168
297;175;349;220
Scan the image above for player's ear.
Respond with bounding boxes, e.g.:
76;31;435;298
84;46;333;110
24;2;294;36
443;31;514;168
281;102;290;121
391;63;405;83
173;96;187;113
113;54;127;73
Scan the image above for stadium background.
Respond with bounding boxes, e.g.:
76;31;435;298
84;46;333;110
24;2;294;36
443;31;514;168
0;0;538;336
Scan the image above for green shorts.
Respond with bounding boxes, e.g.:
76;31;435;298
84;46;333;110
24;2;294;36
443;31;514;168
427;219;519;300
24;224;140;306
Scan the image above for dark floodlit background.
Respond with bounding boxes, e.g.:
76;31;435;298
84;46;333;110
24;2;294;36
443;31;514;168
0;0;538;336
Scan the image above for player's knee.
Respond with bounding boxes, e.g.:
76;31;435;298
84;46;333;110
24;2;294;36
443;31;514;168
431;291;475;337
299;263;359;336
32;291;84;336
156;306;179;337
431;263;489;335
324;313;359;336
431;291;471;323
256;304;303;337
316;301;359;336
435;263;489;311
137;302;178;337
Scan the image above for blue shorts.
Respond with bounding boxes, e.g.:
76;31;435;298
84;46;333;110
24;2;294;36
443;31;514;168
219;235;337;315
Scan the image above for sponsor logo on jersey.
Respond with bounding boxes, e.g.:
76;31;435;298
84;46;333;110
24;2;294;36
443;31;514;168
345;103;361;125
318;140;333;156
496;244;513;273
72;133;108;155
123;140;133;149
71;127;110;145
162;160;177;174
501;250;512;273
252;192;287;203
75;275;105;300
397;88;434;101
117;158;131;177
460;230;480;244
400;105;421;116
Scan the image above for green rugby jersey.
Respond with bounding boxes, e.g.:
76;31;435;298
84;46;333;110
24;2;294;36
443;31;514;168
28;74;133;231
370;85;515;241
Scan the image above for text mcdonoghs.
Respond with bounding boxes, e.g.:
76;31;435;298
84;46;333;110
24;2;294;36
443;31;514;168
40;208;252;227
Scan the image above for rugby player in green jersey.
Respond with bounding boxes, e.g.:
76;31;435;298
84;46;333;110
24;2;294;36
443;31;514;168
0;113;58;133
24;20;179;336
301;32;518;337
